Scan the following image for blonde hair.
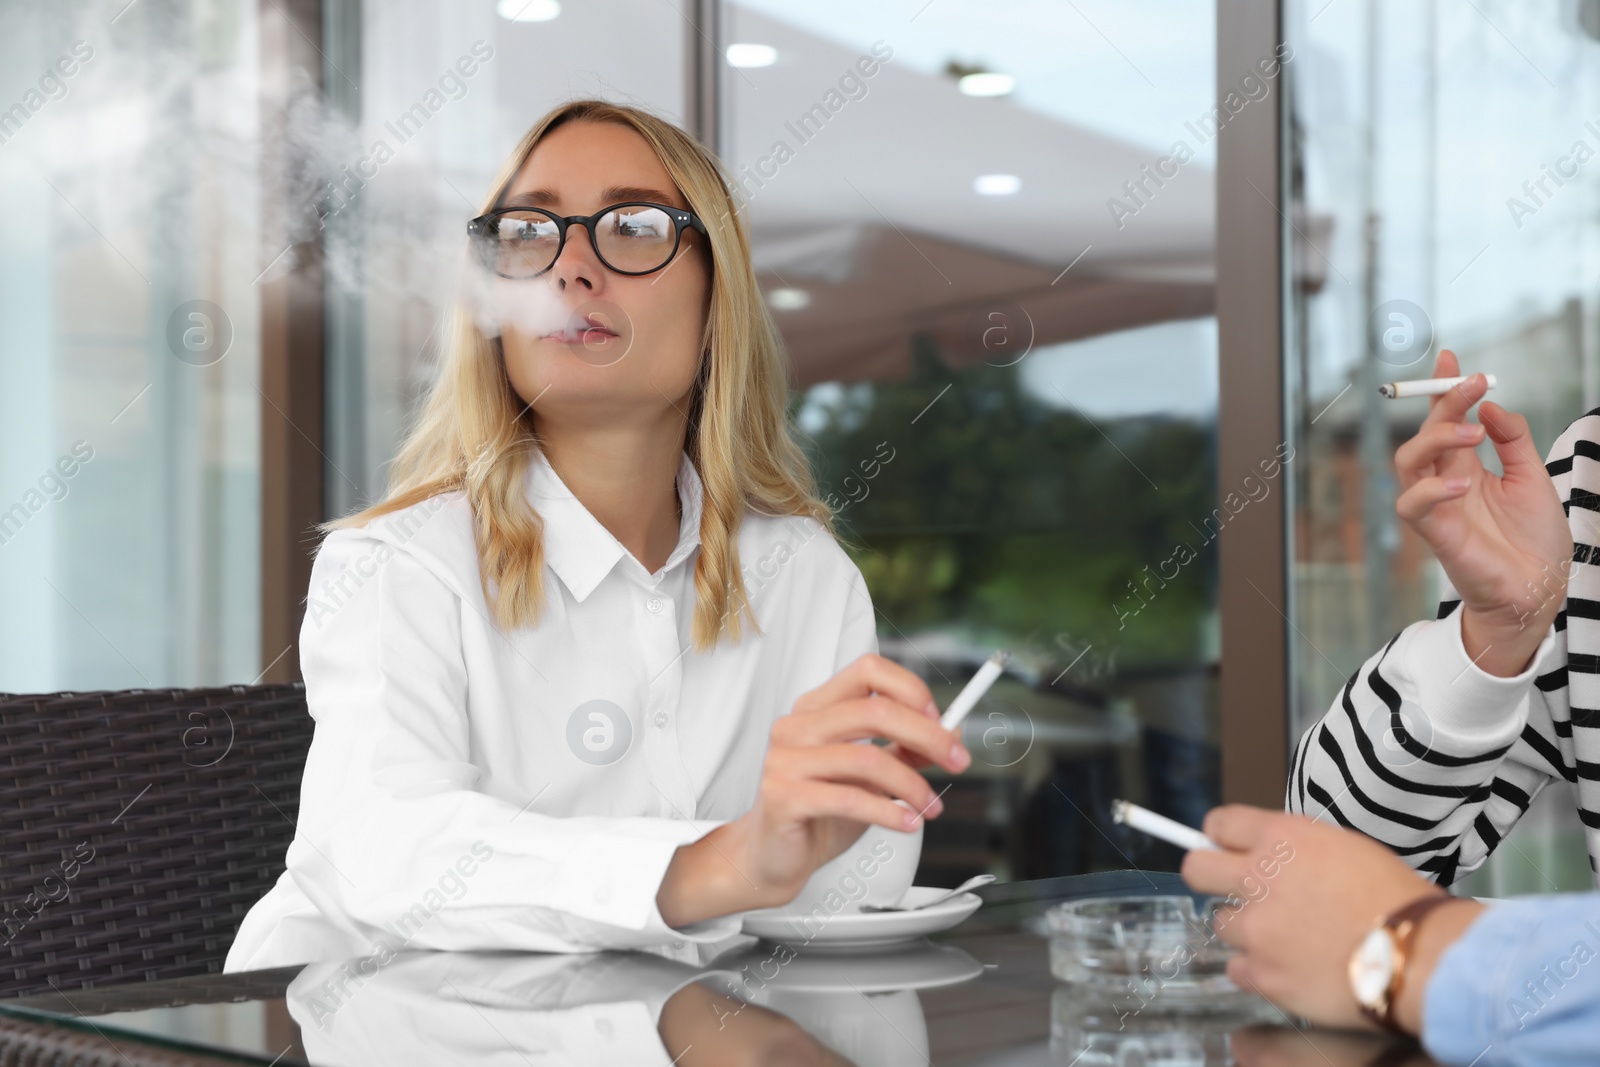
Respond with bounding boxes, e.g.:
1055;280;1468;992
329;99;832;651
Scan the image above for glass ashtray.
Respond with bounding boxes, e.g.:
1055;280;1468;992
1044;895;1256;1012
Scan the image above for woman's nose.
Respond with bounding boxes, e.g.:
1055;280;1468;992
550;226;603;291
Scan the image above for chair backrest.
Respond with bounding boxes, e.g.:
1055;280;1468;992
0;684;313;998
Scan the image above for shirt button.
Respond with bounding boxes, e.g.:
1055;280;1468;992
654;711;669;728
646;596;664;613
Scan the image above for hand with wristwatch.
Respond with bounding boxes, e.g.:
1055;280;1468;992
1181;805;1487;1039
1347;892;1464;1035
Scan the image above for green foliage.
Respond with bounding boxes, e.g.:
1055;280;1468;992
797;336;1218;667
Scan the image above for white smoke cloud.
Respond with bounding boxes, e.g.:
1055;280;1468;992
458;260;570;341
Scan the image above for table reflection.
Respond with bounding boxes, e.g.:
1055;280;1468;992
1228;1027;1440;1067
0;874;1441;1066
274;938;1430;1067
287;939;983;1066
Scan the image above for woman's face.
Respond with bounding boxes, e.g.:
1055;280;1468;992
495;120;711;430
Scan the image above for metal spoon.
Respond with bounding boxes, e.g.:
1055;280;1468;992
859;874;996;913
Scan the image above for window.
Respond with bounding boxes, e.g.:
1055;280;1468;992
1285;0;1600;893
0;2;263;690
726;0;1221;880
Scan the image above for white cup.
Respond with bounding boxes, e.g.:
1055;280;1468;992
781;802;922;913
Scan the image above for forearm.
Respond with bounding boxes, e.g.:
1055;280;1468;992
656;820;788;928
1418;894;1600;1067
290;786;741;952
1393;898;1486;1037
1292;607;1556;861
1460;602;1558;679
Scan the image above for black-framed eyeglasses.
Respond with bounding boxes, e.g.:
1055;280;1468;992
467;202;708;279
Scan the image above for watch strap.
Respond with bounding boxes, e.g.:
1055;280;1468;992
1359;892;1455;1035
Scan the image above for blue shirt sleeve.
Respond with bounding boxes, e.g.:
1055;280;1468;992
1423;893;1600;1067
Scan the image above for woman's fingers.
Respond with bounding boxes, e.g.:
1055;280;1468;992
775;743;945;819
1395;474;1472;526
1423;372;1488;425
791;653;937;722
1419;363;1488;431
1423;348;1460;418
1203;804;1276;850
1393;420;1485;490
1180;845;1251;899
779;780;924;833
1477;401;1544;480
775;694;969;772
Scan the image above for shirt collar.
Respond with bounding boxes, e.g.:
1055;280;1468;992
525;449;705;602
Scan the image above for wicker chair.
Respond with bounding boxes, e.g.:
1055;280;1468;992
0;684;314;999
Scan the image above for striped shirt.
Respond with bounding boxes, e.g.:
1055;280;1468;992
1289;409;1600;888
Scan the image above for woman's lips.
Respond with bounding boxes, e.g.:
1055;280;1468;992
542;314;619;343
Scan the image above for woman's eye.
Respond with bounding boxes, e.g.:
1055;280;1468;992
500;219;555;242
613;210;668;239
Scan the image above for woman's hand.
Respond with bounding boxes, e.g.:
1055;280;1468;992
1182;805;1484;1035
1393;349;1572;676
658;979;854;1066
657;654;968;926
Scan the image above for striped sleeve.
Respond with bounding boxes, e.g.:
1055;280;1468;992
1287;412;1595;887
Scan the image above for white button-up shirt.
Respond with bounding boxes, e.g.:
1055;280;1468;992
225;451;877;970
290;948;734;1064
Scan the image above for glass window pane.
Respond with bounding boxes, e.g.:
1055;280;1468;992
726;0;1219;881
1285;0;1598;893
0;2;262;690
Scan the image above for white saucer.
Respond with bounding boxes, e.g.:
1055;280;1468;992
740;886;984;950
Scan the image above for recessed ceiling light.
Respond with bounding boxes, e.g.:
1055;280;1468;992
958;72;1016;97
973;174;1021;196
767;288;810;310
496;0;560;21
726;43;778;68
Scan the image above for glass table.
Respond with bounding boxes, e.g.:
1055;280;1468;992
0;872;1439;1065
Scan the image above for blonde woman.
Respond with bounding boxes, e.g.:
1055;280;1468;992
225;100;969;970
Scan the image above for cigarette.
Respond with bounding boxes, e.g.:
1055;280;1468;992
1111;799;1218;852
940;650;1010;731
1378;373;1498;399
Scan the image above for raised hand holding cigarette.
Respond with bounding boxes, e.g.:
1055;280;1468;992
1390;349;1570;678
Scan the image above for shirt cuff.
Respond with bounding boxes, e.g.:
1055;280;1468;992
1404;604;1555;750
549;818;746;944
1423;894;1600;1065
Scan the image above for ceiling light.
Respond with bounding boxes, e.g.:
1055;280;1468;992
726;43;778;68
767;288;810;310
973;174;1021;196
958;72;1016;97
497;0;560;21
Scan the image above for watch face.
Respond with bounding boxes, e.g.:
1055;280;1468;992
1350;929;1395;1007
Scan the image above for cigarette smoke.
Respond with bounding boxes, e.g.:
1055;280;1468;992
457;259;636;368
458;261;569;341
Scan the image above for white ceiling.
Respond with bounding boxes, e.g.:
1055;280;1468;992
725;3;1216;278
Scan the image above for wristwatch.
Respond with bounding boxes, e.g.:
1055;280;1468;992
1348;892;1455;1034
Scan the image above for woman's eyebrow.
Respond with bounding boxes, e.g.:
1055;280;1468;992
600;184;683;206
499;185;685;210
